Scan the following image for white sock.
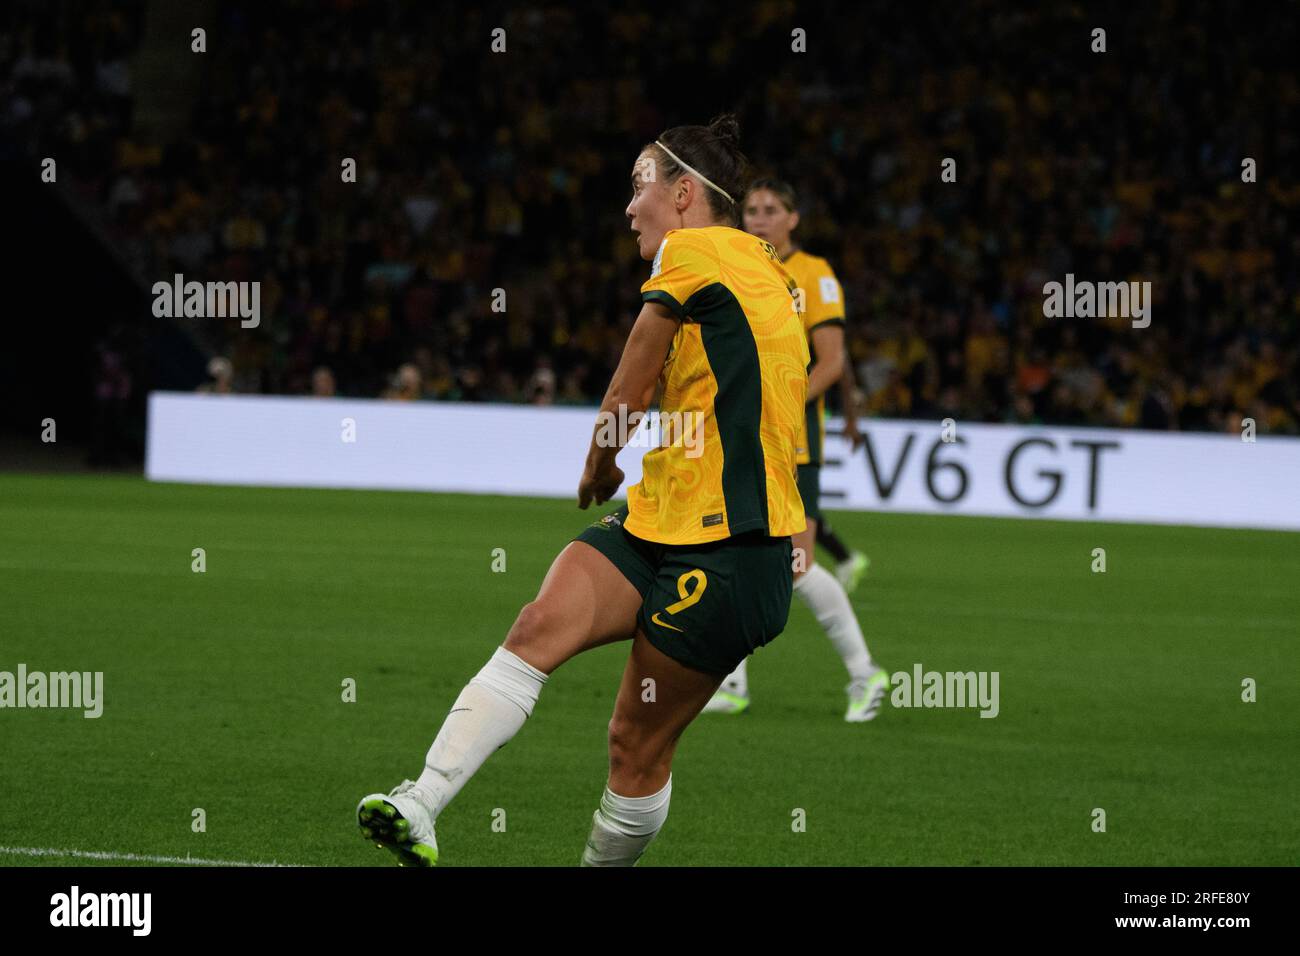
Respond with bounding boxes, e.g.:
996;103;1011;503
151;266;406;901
719;659;748;697
580;777;672;867
414;646;547;818
794;564;874;681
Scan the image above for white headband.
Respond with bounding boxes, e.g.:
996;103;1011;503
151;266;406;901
654;140;735;205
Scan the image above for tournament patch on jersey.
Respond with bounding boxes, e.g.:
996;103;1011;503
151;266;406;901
819;276;841;304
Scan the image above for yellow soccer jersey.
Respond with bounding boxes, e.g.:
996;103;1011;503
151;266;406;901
629;225;809;545
783;250;845;466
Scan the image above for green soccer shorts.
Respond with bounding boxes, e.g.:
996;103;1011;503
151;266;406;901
575;506;794;676
796;463;821;523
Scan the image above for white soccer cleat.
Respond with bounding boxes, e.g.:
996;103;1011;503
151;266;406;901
357;779;439;866
701;689;750;715
836;552;870;592
844;667;889;723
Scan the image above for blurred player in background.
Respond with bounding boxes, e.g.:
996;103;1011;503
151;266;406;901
358;116;812;866
820;360;871;591
703;179;886;722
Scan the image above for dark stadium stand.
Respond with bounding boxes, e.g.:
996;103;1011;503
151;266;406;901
4;0;1297;469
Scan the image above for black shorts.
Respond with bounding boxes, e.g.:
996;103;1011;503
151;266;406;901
575;506;794;676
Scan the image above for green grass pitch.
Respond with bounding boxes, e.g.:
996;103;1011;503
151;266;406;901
1;473;1295;866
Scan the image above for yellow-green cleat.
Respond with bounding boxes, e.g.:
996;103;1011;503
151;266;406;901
836;552;870;593
845;667;889;723
357;780;439;867
701;690;750;715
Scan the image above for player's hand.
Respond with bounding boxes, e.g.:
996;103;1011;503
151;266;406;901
578;462;624;509
844;421;866;451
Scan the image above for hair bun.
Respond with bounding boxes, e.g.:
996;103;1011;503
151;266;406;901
708;114;741;149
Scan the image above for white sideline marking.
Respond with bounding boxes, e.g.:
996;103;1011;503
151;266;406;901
0;845;304;867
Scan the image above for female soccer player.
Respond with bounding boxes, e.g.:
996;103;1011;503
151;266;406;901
703;179;887;721
357;116;810;866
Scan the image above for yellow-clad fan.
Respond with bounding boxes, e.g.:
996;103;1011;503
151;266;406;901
703;178;888;723
358;116;811;867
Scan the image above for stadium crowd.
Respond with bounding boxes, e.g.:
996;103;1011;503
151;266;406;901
7;0;1298;434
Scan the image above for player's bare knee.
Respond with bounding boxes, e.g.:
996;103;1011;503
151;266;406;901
503;600;557;656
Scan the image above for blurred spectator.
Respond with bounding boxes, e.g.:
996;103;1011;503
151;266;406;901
311;366;336;398
197;357;233;394
383;363;424;401
526;357;557;406
87;342;132;467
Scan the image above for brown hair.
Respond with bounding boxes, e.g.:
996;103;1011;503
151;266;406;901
651;114;748;225
746;177;798;213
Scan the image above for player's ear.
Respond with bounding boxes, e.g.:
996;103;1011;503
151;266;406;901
674;177;692;211
788;209;800;232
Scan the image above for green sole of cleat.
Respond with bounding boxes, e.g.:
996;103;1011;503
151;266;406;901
710;691;749;715
357;798;438;867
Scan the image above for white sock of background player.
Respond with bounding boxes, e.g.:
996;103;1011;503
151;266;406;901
795;563;874;682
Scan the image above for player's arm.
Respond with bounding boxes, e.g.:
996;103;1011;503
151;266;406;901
839;341;865;450
806;322;845;403
578;300;680;508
